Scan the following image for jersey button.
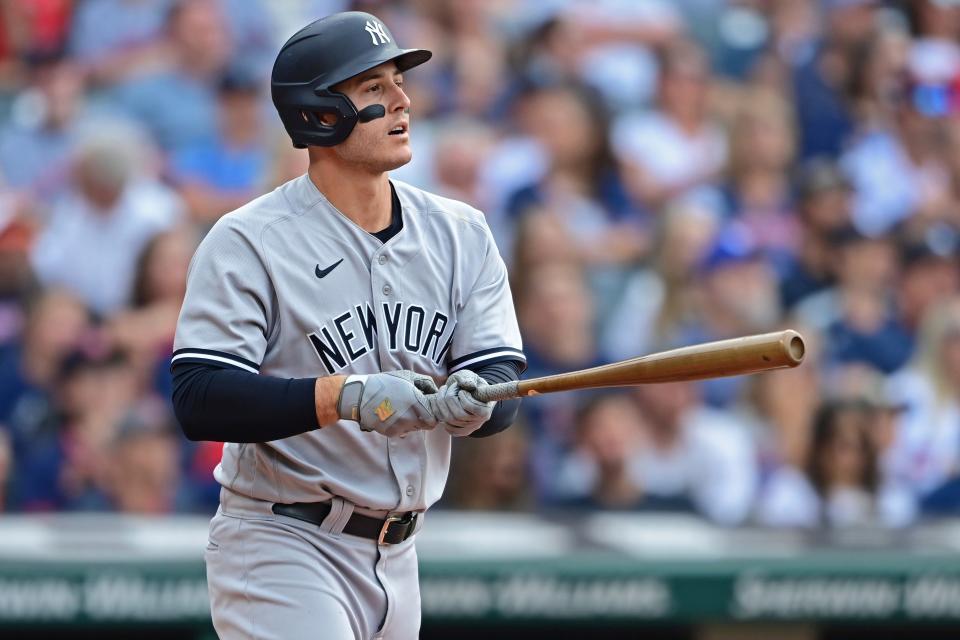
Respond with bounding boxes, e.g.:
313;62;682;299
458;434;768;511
405;485;414;497
378;255;388;265
382;284;392;295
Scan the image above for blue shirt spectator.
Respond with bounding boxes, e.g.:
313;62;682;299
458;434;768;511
171;138;266;193
104;0;231;154
69;0;171;70
824;315;915;374
167;66;270;221
792;44;855;159
0;53;87;201
109;70;219;155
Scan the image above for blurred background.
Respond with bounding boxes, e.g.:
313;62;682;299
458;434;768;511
2;0;960;638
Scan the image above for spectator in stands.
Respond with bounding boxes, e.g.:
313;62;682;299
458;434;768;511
106;226;195;395
0;50;87;202
508;14;588;95
0;428;9;511
0;1;72;86
757;398;916;528
0;290;89;431
942;111;960;217
105;227;214;512
557;392;679;512
507;83;646;320
681;225;782;407
824;363;904;468
68;0;172;86
843;20;909;128
169;66;269;223
796;226;913;374
601;198;720;360
510;211;581;297
443;423;531;511
841;32;955;237
903;0;960;86
513;258;601;501
790;0;879;159
217;0;274;79
429;118;495;210
422;0;511;120
739;355;822;485
723;88;799;259
0;187;38;322
107;0;232;154
11;340;140;511
100;398;184;514
506;82;645;272
29;127;183;315
779;158;854;310
895;232;960;339
885;297;960;510
630;381;757;524
756;0;820;77
560;0;681;113
611;39;727;212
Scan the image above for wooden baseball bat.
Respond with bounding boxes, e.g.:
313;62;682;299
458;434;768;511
472;330;805;402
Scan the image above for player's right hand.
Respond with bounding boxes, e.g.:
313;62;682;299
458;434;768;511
336;370;439;437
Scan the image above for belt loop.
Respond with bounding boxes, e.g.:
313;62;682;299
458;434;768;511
320;497;353;536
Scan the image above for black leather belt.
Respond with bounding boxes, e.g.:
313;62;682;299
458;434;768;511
272;502;418;545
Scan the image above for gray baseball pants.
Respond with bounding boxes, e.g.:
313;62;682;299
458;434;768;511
205;490;421;639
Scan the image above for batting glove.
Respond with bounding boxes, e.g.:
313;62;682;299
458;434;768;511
337;370;439;437
429;369;495;437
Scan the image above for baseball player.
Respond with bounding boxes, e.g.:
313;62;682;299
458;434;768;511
170;11;525;640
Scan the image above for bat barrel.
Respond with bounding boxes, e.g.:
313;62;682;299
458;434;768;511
509;329;806;398
467;330;806;402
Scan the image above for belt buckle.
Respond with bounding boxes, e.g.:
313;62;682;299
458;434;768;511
378;514;404;546
377;512;416;546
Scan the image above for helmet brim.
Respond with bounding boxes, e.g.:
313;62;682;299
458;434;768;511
319;48;432;91
394;48;432;73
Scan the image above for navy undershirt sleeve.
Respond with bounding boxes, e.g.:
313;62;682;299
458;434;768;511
468;360;523;438
171;357;523;443
172;362;319;443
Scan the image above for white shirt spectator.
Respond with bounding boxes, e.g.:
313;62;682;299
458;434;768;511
757;465;917;528
556;406;757;524
841;129;950;237
599;267;665;360
884;367;960;496
476;136;550;261
565;0;681;111
31;179;183;315
638;407;757;525
611;110;727;203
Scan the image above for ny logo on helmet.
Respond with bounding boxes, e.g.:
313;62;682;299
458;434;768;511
364;20;390;45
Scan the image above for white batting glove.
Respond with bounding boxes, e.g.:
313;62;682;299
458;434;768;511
337;370;439;438
430;370;495;437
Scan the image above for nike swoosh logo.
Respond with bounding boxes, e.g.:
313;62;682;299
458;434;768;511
315;258;344;279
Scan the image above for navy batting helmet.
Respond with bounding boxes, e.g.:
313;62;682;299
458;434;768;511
271;11;431;148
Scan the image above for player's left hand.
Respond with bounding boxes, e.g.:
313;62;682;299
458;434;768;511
430;369;495;437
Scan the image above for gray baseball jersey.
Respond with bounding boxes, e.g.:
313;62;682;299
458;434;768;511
172;174;525;513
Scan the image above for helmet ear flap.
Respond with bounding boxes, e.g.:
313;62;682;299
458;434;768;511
278;91;360;147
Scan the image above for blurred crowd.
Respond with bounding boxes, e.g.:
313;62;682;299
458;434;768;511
1;0;960;530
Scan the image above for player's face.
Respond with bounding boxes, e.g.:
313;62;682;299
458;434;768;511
334;61;413;172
